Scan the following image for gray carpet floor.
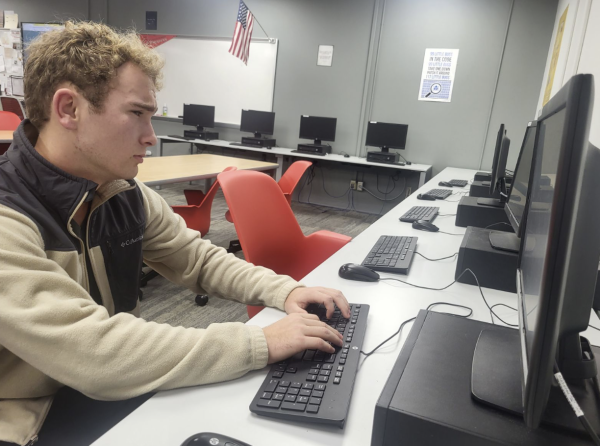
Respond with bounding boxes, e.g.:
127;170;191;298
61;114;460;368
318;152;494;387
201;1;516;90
140;182;379;328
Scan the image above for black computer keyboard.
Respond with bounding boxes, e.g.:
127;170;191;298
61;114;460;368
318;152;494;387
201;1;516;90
399;206;439;223
361;235;417;274
249;303;369;427
167;134;195;140
423;189;452;199
230;142;266;148
448;179;468;187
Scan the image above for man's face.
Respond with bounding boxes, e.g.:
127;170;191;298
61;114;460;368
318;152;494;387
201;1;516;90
74;62;158;185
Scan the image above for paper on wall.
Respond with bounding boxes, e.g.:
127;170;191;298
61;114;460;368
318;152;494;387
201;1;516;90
4;14;18;29
0;56;4;72
418;48;460;102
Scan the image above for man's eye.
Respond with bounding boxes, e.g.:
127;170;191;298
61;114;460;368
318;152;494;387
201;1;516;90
132;111;143;116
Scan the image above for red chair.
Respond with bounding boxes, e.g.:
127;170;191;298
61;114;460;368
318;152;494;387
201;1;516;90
218;169;351;318
0;111;21;156
0;97;26;120
171;166;237;237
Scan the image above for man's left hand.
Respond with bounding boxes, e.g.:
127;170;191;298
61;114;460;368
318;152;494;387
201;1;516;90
285;287;350;319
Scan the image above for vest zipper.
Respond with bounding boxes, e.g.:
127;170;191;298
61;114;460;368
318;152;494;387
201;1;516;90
25;435;38;445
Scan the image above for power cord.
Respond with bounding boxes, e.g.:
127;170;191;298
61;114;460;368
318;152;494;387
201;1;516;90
438;230;464;236
360;301;472;358
437;213;457;217
415;251;458;262
485;222;513;230
554;362;600;446
379;268;518;326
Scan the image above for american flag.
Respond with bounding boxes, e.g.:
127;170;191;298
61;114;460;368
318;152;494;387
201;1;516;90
229;0;255;64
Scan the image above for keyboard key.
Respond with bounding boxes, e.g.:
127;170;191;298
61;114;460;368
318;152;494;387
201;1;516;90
257;399;281;409
281;402;306;412
284;394;297;402
315;384;326;391
280;381;290;387
334;377;341;384
297;396;309;404
261;392;273;399
287;387;299;396
291;382;301;388
273;393;285;401
300;389;311;397
306;404;319;414
276;386;288;393
317;376;329;383
312;390;324;398
302;383;314;390
309;397;322;405
306;375;317;382
272;371;283;378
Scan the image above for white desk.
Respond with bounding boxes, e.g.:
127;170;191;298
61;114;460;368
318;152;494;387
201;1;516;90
94;167;600;446
157;136;433;187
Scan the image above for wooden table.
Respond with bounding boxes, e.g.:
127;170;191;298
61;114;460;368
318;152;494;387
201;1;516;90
136;153;279;186
0;130;13;143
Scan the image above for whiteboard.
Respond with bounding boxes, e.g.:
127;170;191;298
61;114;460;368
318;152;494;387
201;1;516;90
152;36;278;125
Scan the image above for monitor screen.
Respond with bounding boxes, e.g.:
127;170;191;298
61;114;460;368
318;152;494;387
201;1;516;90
299;116;337;142
365;122;408;150
505;122;537;234
517;73;599;429
22;23;65;63
239;110;275;136
183;104;215;129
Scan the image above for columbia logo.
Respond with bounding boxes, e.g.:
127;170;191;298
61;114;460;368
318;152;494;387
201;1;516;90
121;235;144;247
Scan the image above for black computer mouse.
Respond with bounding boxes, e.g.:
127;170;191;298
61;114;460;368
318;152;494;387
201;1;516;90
181;432;251;446
438;181;453;187
338;263;380;282
344;154;350;158
417;194;436;201
412;220;439;232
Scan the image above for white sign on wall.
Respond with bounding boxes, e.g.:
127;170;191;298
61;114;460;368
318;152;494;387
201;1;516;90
418;48;459;102
317;45;334;67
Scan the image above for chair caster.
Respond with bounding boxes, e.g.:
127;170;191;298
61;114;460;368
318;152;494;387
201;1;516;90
195;294;209;306
227;240;242;254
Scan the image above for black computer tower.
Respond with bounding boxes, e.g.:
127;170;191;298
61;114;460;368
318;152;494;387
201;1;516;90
455;226;517;293
241;136;276;148
455;196;511;229
372;311;597;446
296;143;332;155
183;130;219;141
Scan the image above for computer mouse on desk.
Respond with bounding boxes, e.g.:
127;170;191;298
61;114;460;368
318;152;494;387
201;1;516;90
181;432;251;446
438;181;453;187
417;194;436;201
339;263;380;282
412;220;439;232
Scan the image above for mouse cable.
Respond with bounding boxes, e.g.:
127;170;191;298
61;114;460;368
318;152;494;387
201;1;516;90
360;302;473;358
437;213;457;217
554;362;600;446
485;221;513;230
363;185;406;202
438;230;464;236
415;251;458;262
379;268;518;327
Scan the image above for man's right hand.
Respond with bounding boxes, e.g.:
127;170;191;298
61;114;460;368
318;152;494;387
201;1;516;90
262;313;344;364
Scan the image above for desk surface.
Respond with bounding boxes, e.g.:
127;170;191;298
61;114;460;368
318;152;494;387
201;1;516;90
95;166;600;446
136;153;279;186
0;130;13;143
158;136;432;174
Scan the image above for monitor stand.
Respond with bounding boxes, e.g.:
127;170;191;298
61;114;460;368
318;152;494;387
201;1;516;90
472;328;600;436
489;231;520;253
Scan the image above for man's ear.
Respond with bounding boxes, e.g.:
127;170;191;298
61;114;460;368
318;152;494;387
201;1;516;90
52;88;82;130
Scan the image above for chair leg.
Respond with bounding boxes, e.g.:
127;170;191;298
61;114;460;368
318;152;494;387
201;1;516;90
195;294;209;306
227;239;243;254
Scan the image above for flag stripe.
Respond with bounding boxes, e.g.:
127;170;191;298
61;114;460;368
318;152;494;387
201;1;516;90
229;0;255;65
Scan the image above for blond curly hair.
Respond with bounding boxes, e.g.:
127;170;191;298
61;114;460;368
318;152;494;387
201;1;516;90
24;21;164;130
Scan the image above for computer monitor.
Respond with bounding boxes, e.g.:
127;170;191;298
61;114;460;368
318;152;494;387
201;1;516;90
477;128;510;208
183;104;215;132
299;115;337;145
487;121;538;253
365;122;408;153
472;74;600;437
21;23;65;64
239;109;275;138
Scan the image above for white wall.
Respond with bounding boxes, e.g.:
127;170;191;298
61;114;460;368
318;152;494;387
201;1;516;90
576;0;600;147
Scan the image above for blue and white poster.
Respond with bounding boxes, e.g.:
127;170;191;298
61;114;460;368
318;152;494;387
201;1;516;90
418;48;459;102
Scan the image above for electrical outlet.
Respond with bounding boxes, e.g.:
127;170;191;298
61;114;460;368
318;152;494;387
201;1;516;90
406;187;412;197
357;181;364;191
350;180;357;190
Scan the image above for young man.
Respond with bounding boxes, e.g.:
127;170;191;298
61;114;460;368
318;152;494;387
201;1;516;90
0;22;349;445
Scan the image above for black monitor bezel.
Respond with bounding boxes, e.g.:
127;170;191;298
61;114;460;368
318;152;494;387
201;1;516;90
239;109;276;136
299;115;337;143
516;74;597;429
365;121;409;151
182;104;216;129
504;121;538;237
